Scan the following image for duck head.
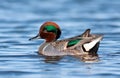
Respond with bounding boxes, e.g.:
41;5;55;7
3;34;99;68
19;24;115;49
29;21;61;42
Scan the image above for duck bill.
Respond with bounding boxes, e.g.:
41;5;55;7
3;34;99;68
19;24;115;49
29;34;41;41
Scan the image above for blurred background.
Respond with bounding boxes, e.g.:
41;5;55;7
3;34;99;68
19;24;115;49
0;0;120;78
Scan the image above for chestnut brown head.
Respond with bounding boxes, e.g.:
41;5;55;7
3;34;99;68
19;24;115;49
29;21;61;42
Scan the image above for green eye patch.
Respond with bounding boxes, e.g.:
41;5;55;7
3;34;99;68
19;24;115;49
44;25;57;34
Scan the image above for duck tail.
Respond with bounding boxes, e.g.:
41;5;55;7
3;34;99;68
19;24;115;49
83;36;103;56
81;29;91;37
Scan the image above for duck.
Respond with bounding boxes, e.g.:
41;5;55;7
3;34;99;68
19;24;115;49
29;21;103;62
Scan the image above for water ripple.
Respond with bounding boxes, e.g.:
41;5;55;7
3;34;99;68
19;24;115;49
0;0;120;78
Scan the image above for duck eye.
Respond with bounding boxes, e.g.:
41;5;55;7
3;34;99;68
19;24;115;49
44;25;57;34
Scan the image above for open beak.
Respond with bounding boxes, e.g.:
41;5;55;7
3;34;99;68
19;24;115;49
29;34;41;41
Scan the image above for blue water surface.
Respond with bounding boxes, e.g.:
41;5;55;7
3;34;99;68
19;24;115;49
0;0;120;78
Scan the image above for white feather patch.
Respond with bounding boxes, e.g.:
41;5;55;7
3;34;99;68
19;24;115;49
83;37;102;51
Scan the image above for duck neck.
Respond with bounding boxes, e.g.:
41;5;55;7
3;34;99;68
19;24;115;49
46;39;56;42
45;35;57;42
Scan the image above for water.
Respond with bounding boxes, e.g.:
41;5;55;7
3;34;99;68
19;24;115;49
0;0;120;78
